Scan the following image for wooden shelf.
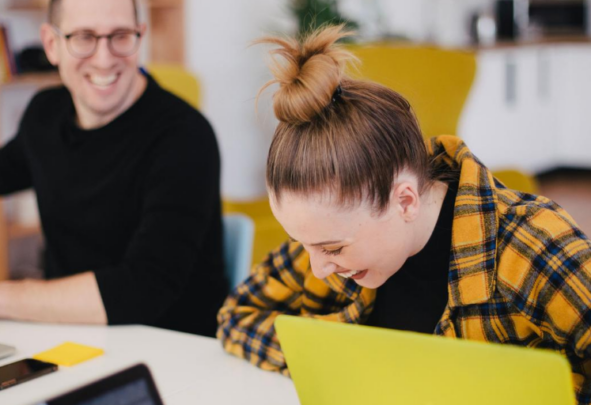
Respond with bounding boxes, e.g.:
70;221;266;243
0;72;61;88
6;0;49;10
472;35;591;50
149;3;184;64
148;0;183;9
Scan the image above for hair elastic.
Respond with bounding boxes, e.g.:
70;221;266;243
332;85;342;103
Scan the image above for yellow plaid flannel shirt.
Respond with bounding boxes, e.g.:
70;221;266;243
217;135;591;404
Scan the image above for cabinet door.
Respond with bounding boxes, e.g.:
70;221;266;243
460;46;567;174
552;45;591;168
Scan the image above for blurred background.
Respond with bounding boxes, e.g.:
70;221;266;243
0;0;590;279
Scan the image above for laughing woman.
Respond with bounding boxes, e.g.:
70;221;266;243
217;25;591;403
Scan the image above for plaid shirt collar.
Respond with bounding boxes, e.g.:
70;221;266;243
321;135;500;308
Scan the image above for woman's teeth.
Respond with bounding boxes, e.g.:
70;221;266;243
90;74;117;87
337;270;361;279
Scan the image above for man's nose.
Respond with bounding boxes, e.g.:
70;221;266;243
91;37;117;67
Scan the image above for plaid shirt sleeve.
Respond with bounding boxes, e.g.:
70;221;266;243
216;240;365;375
497;201;591;404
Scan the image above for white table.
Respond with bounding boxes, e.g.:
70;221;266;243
0;321;299;405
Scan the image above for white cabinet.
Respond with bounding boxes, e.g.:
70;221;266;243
553;45;591;168
460;44;591;174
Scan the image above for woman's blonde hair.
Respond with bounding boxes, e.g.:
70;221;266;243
259;24;436;213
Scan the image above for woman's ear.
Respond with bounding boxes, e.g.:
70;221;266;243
391;181;420;222
40;23;60;66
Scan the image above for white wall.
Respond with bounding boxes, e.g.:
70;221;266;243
185;0;294;200
185;0;500;201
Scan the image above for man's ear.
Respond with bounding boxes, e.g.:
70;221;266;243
138;23;147;37
40;23;60;66
392;181;420;222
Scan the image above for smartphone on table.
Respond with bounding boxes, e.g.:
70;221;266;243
0;358;58;390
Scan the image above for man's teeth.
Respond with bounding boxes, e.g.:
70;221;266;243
89;74;117;87
337;270;361;279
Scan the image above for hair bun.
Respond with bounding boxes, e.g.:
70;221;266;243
257;24;355;125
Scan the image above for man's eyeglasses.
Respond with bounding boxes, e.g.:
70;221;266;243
52;26;142;59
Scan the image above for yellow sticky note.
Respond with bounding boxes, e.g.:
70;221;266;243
33;342;104;367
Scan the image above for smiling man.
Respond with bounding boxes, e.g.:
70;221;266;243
0;0;227;337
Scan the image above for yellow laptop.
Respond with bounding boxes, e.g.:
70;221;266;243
274;315;576;405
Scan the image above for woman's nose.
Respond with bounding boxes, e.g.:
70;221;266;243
309;251;336;279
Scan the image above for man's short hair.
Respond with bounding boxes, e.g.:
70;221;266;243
48;0;139;26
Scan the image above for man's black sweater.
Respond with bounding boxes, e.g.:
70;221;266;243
0;75;227;336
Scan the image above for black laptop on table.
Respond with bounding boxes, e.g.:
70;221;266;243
37;364;164;405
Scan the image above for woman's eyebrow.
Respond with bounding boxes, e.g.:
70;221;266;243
288;234;344;246
310;240;343;246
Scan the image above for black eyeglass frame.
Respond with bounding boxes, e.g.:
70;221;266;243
52;26;143;59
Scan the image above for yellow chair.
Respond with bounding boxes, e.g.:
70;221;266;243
147;63;201;109
349;44;477;138
493;169;539;194
349;44;538;193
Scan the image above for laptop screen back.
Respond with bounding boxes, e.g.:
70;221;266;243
275;315;576;405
